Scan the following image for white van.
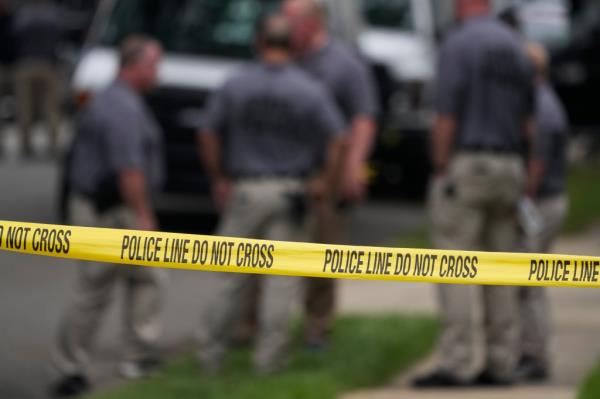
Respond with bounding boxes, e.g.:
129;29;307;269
70;0;437;230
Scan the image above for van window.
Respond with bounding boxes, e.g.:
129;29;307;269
520;0;569;49
362;0;414;30
101;0;280;59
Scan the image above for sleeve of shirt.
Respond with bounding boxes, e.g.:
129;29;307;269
104;107;145;171
435;39;465;116
525;68;537;118
313;88;346;138
533;125;553;167
202;83;231;135
341;58;379;120
12;11;27;33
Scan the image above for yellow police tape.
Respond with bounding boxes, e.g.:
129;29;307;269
0;220;598;288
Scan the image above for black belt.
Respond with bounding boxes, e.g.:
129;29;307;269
231;172;310;180
72;177;123;214
458;144;519;154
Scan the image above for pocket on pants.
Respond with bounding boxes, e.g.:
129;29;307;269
428;176;458;239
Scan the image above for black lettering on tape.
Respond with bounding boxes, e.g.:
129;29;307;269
266;244;275;268
529;260;537;281
6;226;31;250
573;260;600;283
192;240;209;265
324;249;333;273
63;230;71;254
211;241;235;266
121;236;130;260
470;256;478;278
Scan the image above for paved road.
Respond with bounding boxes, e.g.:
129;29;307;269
0;156;424;399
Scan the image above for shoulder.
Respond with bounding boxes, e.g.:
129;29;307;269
92;85;140;121
480;19;525;51
447;19;514;46
328;40;368;72
220;64;261;92
442;22;473;49
286;66;330;100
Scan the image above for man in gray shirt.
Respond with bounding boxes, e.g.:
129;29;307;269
518;42;569;382
13;0;64;156
283;0;379;349
414;0;535;387
196;14;345;374
51;36;166;398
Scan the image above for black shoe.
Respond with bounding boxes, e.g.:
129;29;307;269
516;356;550;382
474;371;513;387
305;338;329;353
49;374;91;398
411;372;470;388
119;357;163;379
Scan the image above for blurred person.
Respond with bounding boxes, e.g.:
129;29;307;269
196;14;345;374
13;0;63;157
50;36;166;398
0;0;15;65
0;0;16;155
517;42;569;382
0;0;15;91
413;0;535;387
282;0;379;349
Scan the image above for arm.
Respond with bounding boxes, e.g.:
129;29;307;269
198;132;224;181
524;116;543;199
340;57;379;201
104;108;157;231
324;136;347;195
342;115;377;201
431;114;457;177
197;132;231;212
119;169;156;231
198;85;232;212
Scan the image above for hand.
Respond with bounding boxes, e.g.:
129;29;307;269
307;176;329;204
137;213;157;231
341;163;368;202
434;164;448;179
524;183;538;201
212;177;232;213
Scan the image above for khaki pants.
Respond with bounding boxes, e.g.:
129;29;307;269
429;153;524;381
197;178;309;373
304;202;348;344
14;61;61;154
519;194;568;369
237;202;346;346
54;196;166;377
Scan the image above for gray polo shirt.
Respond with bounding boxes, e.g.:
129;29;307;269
70;81;165;195
203;62;344;177
535;83;568;198
297;39;379;124
436;17;535;152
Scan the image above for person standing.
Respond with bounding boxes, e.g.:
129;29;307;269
517;42;569;382
413;0;535;387
196;14;345;374
282;0;379;349
0;0;16;155
13;0;63;156
50;36;166;398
